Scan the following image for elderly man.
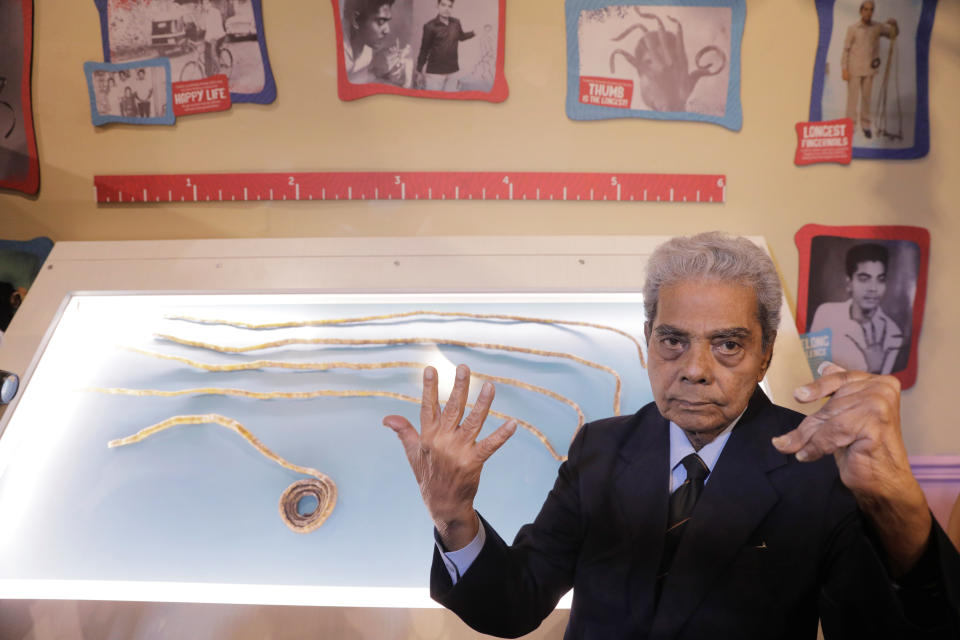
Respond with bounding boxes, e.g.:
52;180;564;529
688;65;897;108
383;232;958;638
842;1;898;139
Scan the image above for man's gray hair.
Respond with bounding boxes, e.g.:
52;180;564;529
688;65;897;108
643;232;783;349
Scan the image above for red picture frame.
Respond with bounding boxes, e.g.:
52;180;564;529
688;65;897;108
795;224;930;389
333;0;508;102
0;0;39;195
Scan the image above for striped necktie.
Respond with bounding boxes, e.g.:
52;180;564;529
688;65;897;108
656;453;710;594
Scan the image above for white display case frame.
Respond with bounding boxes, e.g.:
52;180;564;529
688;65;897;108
0;236;810;640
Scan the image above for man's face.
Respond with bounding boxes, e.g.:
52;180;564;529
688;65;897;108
860;2;875;23
357;4;392;48
645;279;772;436
137;70;145;80
848;260;886;313
438;0;454;19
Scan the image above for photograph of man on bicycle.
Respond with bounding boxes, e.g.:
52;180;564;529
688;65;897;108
99;0;271;96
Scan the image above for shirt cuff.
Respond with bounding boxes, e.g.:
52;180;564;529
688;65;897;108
434;517;486;585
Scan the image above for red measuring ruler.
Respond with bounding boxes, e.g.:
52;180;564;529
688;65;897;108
93;172;726;205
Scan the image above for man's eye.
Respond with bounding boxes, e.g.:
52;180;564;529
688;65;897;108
661;337;683;348
716;341;741;355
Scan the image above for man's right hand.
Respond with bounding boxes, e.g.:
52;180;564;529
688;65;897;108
383;364;517;550
842;69;850;82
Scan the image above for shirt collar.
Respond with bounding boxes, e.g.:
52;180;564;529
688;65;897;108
669;409;745;475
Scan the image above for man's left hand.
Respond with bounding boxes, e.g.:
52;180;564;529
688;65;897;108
772;362;931;576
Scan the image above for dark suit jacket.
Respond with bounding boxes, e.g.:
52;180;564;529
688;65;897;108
431;388;960;639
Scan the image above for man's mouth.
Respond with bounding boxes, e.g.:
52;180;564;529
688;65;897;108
672;399;716;408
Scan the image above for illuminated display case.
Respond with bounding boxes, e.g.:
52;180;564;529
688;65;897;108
0;237;809;638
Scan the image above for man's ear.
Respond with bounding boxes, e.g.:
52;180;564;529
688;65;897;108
759;335;776;380
350;10;360;31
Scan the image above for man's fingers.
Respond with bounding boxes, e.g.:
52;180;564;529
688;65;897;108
459;381;494;438
420;366;440;437
794;361;866;403
476;419;517;462
794;362;901;406
440;364;471;429
772;393;865;461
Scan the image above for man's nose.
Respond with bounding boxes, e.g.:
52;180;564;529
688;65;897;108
679;342;714;384
383;23;390;35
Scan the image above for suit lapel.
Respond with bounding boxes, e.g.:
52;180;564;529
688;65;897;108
611;406;670;625
651;388;789;637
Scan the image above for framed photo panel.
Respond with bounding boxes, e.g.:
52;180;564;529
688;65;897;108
795;224;929;389
566;0;744;130
84;59;176;126
0;0;39;195
94;0;277;105
809;0;937;159
333;0;508;102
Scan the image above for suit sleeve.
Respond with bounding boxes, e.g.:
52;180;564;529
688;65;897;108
429;423;589;638
416;23;433;72
818;477;960;638
841;26;854;73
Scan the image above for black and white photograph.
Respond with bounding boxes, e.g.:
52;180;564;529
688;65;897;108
91;67;169;119
810;0;936;159
566;1;744;130
336;0;507;102
577;5;730;116
96;0;276;103
795;224;930;389
84;59;175;126
340;0;416;88
0;0;39;195
411;0;498;92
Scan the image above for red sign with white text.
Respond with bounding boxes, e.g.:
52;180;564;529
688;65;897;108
579;76;633;109
172;75;231;116
795;118;853;166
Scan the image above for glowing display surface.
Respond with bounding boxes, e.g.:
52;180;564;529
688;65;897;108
0;292;651;605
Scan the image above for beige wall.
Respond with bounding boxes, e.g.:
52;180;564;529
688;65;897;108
1;1;958;455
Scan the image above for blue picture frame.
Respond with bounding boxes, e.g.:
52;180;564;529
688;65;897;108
565;0;745;130
809;0;937;160
93;0;277;106
84;59;176;127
